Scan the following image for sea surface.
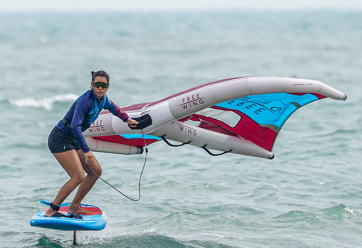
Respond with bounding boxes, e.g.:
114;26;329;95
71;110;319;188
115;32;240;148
0;10;361;248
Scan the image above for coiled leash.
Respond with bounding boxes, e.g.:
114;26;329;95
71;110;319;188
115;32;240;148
88;115;151;201
95;129;148;201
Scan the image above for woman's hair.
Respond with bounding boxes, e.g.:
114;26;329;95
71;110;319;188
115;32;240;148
91;70;110;82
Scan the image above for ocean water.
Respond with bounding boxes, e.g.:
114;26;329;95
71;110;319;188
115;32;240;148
0;10;361;248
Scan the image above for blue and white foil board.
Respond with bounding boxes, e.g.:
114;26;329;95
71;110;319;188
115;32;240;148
30;202;106;231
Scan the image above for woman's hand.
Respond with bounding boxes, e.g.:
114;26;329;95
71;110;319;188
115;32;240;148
127;118;139;128
84;151;95;165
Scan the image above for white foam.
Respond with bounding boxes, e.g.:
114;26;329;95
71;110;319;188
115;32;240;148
10;94;77;111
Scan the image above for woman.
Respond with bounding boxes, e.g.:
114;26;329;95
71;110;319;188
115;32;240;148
45;70;138;218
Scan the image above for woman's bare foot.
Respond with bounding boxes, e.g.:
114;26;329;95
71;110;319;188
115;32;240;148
68;206;92;215
44;208;58;217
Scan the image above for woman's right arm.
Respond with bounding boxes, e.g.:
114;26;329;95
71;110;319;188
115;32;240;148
70;102;96;163
70;101;90;153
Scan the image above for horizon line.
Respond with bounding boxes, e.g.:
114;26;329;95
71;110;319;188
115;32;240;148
1;7;362;13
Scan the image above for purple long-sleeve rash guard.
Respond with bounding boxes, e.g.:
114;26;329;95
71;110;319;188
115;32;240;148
56;89;129;153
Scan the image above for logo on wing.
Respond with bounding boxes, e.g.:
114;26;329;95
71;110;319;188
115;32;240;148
177;122;197;136
179;93;205;110
88;120;106;133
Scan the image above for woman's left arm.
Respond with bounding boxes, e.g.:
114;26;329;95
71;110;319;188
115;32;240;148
106;99;129;121
106;99;138;127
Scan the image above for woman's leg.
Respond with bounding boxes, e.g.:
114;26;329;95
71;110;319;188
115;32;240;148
68;150;102;214
45;150;85;217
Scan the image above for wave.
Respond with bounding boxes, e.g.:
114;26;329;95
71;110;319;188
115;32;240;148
9;94;77;111
273;204;360;223
35;235;64;247
79;232;235;248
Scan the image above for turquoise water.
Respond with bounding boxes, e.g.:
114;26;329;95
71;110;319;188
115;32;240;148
0;10;361;247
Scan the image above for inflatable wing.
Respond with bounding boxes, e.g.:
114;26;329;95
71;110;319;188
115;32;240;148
83;76;346;159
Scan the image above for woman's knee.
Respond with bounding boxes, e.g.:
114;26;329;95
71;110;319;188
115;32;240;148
71;172;85;184
90;166;102;177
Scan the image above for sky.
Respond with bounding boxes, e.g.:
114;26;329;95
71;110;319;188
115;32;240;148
1;0;362;11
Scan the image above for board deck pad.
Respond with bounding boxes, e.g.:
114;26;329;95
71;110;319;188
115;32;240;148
30;202;107;231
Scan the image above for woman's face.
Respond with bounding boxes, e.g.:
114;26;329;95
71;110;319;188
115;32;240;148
92;76;109;99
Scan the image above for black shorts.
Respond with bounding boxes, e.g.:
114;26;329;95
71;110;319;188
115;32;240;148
48;127;81;153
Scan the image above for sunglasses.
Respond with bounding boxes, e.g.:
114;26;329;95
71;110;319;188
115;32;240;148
91;81;109;89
